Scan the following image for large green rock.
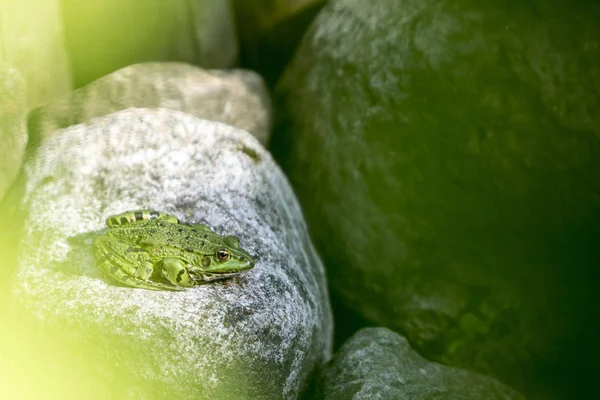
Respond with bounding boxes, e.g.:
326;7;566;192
10;108;332;399
320;327;524;400
274;0;600;396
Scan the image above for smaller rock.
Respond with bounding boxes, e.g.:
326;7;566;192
61;0;237;86
0;0;72;108
0;62;27;202
234;0;326;85
321;327;525;400
28;63;272;146
235;0;325;33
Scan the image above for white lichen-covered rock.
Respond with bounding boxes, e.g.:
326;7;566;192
28;63;272;146
10;108;332;399
0;62;27;202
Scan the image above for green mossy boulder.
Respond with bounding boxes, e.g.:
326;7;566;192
274;0;600;395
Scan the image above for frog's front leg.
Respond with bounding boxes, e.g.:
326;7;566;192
158;258;196;287
92;236;184;291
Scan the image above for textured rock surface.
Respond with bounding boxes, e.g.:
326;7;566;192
28;63;272;146
321;328;525;400
274;0;600;396
0;0;72;108
0;63;27;202
61;0;237;87
11;108;332;399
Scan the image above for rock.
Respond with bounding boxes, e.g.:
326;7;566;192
320;327;525;400
274;0;600;395
234;0;326;86
11;108;332;399
61;0;238;87
28;63;272;147
235;0;324;33
0;63;27;202
0;0;72;108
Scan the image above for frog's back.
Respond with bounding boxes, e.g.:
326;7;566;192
139;220;222;253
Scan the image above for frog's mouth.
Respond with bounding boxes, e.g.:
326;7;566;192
197;272;240;282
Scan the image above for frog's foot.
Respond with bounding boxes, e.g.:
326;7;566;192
158;257;196;287
92;236;184;291
105;209;180;228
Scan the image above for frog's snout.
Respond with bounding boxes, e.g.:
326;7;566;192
239;256;255;270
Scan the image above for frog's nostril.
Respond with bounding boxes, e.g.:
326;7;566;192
239;257;252;267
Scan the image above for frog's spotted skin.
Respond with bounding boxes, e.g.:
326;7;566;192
92;210;255;290
106;209;180;227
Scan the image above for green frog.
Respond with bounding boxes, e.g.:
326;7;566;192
92;210;255;291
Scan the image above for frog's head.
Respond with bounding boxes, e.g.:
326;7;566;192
191;235;255;281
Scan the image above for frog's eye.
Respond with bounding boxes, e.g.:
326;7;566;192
216;249;231;262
